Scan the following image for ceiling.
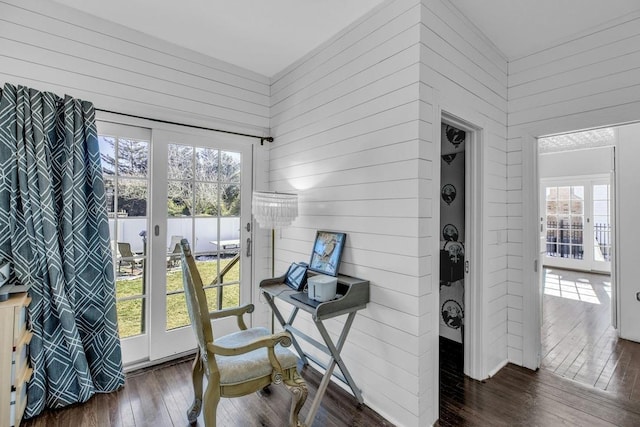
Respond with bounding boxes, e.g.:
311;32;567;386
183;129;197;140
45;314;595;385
53;0;640;77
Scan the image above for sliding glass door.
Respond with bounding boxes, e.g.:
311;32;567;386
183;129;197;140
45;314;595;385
97;122;253;365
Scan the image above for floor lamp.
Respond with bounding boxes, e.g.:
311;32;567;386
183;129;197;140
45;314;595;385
252;191;299;332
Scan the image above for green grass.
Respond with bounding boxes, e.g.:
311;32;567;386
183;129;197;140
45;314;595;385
115;258;240;338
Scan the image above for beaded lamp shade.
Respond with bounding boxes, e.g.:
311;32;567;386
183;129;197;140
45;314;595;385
252;191;298;229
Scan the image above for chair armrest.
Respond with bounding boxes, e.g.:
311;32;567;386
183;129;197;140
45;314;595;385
259;274;287;287
209;304;254;330
208;331;292;357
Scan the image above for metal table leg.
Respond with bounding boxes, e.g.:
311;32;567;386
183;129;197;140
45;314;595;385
262;291;309;365
304;311;362;426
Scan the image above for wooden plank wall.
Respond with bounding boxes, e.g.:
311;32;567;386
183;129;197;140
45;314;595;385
0;0;270;133
0;0;274;326
1;0;513;425
506;12;640;365
420;0;509;384
269;0;508;425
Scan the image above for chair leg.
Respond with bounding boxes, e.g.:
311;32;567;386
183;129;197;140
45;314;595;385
187;352;204;424
283;371;308;427
202;379;220;427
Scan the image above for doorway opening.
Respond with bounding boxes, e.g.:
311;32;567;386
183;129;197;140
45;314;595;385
438;121;467;375
537;128;616;390
437;111;484;393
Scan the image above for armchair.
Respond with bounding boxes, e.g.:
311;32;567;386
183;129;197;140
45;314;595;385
179;239;307;426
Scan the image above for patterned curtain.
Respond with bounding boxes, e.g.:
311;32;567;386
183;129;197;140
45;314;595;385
0;83;124;417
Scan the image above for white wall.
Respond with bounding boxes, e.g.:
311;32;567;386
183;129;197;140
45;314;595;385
269;3;424;425
0;0;270;134
539;147;613;179
419;0;509;384
507;12;640;366
615;123;640;342
269;0;508;425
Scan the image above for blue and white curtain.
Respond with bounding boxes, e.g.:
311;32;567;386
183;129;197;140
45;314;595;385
0;83;124;417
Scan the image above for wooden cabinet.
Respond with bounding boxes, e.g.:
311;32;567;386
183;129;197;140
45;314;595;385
0;293;32;427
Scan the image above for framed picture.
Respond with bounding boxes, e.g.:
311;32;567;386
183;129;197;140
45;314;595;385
309;231;346;277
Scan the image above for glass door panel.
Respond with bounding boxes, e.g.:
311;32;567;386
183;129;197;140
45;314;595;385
97;122;151;365
592;183;611;270
543;178;611;273
98;122;253;365
545;185;584;260
150;129;252;360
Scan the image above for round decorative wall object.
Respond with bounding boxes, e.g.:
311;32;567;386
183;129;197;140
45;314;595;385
442;224;459;242
441;153;457;165
441;184;457;205
445;241;464;262
441;299;463;329
445;125;466;148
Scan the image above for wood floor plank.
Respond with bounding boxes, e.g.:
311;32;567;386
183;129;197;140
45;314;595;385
23;354;391;427
438;275;640;427
21;267;640;427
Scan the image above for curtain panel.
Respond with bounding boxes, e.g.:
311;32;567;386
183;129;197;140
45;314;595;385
0;83;124;417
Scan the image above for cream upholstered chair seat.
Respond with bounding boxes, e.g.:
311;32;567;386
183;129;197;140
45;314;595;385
214;327;299;385
179;238;307;426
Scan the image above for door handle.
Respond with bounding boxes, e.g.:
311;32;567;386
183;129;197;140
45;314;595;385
246;237;251;257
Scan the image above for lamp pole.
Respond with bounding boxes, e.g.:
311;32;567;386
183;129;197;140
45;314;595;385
252;191;299;333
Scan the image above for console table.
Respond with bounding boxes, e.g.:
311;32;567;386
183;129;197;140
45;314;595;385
259;273;369;426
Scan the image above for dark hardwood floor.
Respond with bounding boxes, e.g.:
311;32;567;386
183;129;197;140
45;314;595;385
21;357;393;427
438;359;640;426
22;272;640;426
438;267;640;426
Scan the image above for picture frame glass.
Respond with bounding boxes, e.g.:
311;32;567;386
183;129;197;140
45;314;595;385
309;231;346;276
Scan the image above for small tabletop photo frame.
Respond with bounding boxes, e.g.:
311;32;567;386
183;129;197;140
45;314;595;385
309;231;346;277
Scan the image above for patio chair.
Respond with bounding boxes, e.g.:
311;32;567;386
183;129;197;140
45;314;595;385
167;235;183;268
117;242;142;274
179;238;307;427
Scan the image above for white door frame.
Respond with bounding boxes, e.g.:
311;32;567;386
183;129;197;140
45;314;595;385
97;111;257;368
521;135;619;371
436;108;486;381
521;136;542;370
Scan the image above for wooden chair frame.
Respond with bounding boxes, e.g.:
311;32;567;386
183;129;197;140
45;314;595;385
179;239;307;426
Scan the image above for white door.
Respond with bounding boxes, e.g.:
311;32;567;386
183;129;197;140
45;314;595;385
97;122;253;365
542;177;611;273
149;129;253;360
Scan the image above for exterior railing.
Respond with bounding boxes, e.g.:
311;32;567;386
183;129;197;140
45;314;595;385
545;220;610;261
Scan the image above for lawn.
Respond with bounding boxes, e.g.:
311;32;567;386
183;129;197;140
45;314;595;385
115;257;240;338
